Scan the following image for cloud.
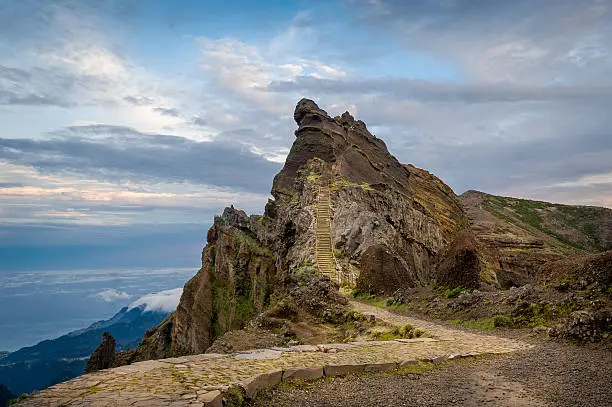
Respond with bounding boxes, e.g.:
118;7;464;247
191;117;207;126
128;287;183;313
0;182;24;188
0;161;271;227
267;76;612;103
0;124;280;193
153;107;181;117
123;95;154;106
93;288;131;302
351;0;612;83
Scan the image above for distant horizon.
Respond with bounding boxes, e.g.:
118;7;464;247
0;267;193;351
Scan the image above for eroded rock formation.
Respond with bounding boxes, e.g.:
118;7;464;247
264;99;470;294
84;332;115;373
108;98;612;360
171;207;276;355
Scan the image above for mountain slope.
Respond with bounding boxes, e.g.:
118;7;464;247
460;190;612;287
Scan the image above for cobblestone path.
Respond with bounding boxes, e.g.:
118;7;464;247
18;301;531;407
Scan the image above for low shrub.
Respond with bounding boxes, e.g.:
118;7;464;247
493;314;514;327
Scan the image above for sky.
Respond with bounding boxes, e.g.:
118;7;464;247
1;0;612;271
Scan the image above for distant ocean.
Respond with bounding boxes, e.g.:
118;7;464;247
0;267;196;351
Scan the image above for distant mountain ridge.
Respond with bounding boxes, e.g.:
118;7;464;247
466;190;612;251
460;190;612;287
0;289;181;396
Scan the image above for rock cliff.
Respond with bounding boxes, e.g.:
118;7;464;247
264;99;470;294
109;99;612;361
171;207;276;355
84;332;115;373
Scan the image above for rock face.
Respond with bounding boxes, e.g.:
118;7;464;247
111;98;612;361
171;207;276;355
84;332;115;373
435;230;481;289
265;99;469;294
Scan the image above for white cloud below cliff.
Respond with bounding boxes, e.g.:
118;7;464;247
128;288;183;313
93;288;131;302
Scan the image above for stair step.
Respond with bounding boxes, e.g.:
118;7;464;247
316;184;337;277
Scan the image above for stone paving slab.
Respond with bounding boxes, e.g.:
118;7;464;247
17;300;532;406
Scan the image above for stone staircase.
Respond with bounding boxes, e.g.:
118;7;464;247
315;181;336;281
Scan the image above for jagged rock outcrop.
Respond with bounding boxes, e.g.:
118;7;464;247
550;309;611;343
264;99;469;294
84;332;115;373
89;99;612;361
112;315;173;366
170;207;276;355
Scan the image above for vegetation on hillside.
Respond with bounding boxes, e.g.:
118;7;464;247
480;192;612;252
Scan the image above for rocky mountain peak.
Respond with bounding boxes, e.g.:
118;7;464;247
293;98;328;125
84;332;115;373
263;99;474;294
273;99;412;200
82;98;612;375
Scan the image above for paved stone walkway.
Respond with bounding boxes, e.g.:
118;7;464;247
18;301;532;407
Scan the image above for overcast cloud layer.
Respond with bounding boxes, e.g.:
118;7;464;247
1;0;611;269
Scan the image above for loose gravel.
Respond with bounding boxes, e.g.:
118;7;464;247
248;341;612;407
